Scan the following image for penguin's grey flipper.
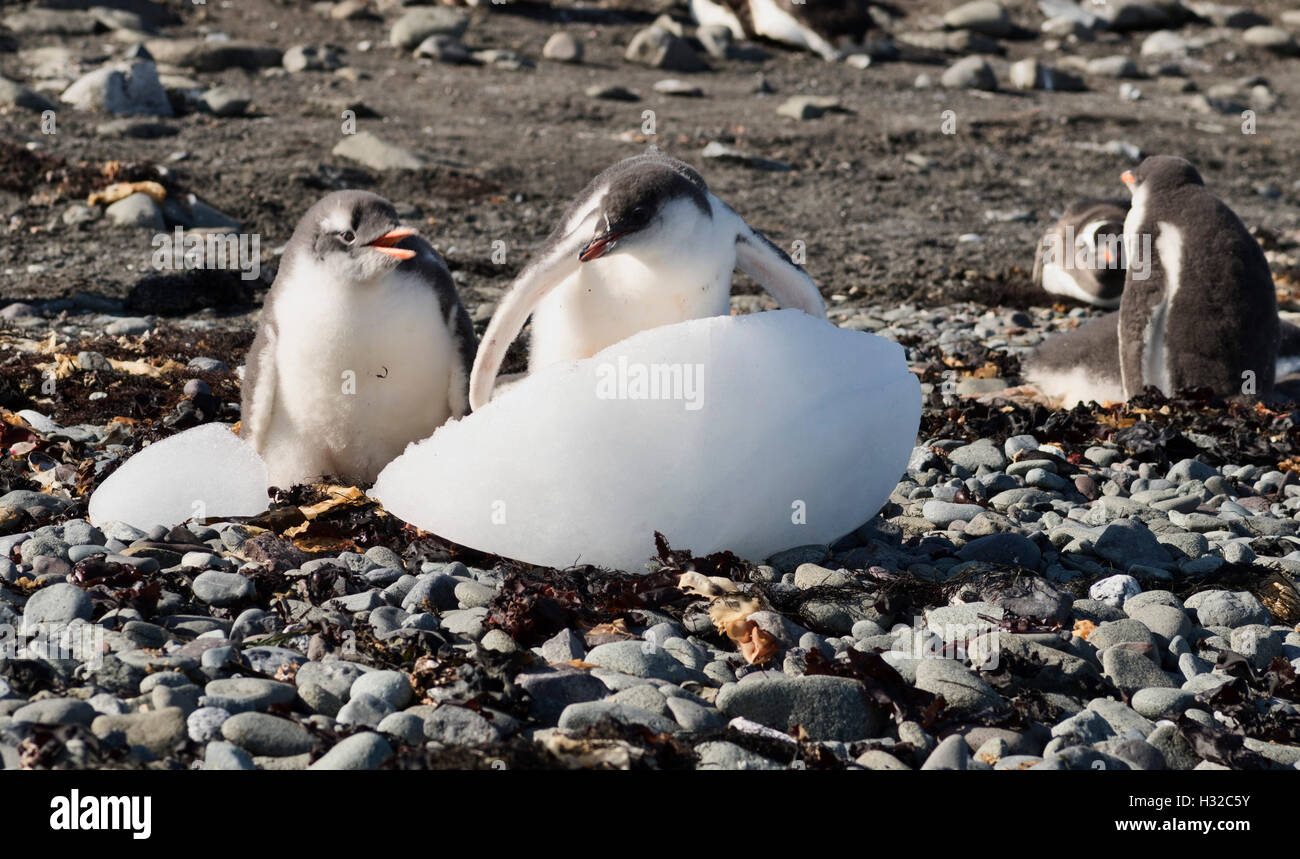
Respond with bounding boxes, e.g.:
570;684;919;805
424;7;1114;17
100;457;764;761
446;300;478;418
396;236;479;418
1116;254;1165;399
239;304;279;450
469;230;587;412
1023;313;1125;408
733;221;827;319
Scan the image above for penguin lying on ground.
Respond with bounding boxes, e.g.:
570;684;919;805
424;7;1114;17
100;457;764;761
468;149;826;411
689;0;881;61
1026;156;1281;406
1032;198;1129;309
241;191;476;487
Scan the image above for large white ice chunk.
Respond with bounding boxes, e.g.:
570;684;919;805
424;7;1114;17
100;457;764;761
373;310;921;572
89;423;270;530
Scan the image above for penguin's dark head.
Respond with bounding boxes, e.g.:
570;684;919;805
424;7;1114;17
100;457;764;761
298;190;419;281
578;156;712;263
1121;156;1204;196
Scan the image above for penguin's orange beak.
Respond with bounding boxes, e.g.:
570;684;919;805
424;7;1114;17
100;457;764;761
1121;171;1136;186
368;226;418;261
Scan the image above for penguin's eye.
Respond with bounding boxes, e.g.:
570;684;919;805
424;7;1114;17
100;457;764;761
340;230;356;244
631;206;647;222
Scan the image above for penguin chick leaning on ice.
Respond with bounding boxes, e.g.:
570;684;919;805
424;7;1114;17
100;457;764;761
468;149;826;410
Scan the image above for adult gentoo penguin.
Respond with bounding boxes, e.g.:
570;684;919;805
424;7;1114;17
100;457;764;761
1116;155;1278;400
1032;198;1128;309
241;190;476;487
689;0;876;61
468;150;826;411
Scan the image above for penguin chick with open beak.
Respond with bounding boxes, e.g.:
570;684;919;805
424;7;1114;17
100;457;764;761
1033;198;1129;309
469;149;826;411
241;190;476;488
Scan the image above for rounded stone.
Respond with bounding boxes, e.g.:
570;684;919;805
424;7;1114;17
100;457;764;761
91;707;187;758
1185;590;1269;628
542;31;583;63
1229;625;1282;669
375;711;425;745
23;582;94;626
221;712;317;756
191;570;256;606
308;731;393;770
187;706;230;743
1128;604;1192;643
12;697;97;726
203;740;255;770
715;675;880;741
201;677;296;713
294;660;371;716
349;670;413;709
1131;687;1196;719
915;659;1002;712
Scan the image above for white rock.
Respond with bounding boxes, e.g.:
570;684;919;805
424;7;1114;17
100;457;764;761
373;310;920;572
1089;574;1141;608
89;424;269;530
61;60;173;116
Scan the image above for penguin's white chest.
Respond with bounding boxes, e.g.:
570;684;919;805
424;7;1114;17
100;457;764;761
271;265;454;480
527;222;736;369
691;0;747;37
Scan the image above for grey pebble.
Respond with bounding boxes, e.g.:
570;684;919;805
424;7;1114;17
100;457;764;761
203;740;256;770
308;732;393;770
191;571;255;606
187;707;231;743
350;670;412;709
221;712;317;757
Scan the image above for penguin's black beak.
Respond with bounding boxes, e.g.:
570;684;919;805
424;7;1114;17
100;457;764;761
367;226;418;261
578;224;633;263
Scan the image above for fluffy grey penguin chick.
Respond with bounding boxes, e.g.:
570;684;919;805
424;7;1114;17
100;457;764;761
1033;198;1129;309
1116;155;1278;400
241;190;476;487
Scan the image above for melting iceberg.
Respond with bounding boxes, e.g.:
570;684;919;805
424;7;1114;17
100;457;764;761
373;310;920;571
89;423;270;530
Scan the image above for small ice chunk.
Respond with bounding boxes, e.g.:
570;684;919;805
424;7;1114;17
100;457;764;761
373;310;921;572
89;423;269;530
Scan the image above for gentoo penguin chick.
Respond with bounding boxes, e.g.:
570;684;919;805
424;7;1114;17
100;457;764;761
241;191;476;487
689;0;875;61
1032;198;1128;309
1022;314;1126;408
1116;155;1278;400
1026;313;1300;408
468;150;826;411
